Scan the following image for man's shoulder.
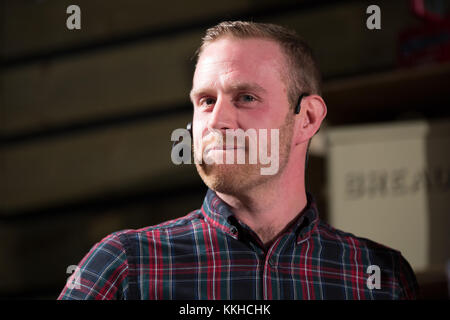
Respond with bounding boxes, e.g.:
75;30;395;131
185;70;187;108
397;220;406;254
313;219;420;299
315;219;405;265
107;209;204;244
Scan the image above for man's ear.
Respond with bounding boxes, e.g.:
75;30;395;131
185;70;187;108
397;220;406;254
293;94;327;146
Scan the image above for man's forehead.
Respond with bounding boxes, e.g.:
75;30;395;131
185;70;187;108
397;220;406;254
197;36;284;65
193;37;286;90
191;64;280;99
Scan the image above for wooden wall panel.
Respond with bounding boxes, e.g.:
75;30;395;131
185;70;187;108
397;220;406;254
2;31;200;135
0;113;197;212
2;0;257;59
323;62;450;124
271;0;417;77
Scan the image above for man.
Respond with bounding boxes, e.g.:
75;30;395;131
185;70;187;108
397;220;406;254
58;21;419;300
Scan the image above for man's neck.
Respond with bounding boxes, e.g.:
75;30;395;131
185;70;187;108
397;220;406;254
216;159;307;247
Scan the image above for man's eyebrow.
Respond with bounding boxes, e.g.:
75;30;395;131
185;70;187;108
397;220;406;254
190;82;267;102
228;82;267;93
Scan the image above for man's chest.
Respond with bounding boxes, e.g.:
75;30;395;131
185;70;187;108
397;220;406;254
128;234;397;299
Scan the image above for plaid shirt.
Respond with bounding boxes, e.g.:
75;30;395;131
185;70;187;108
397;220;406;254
58;189;420;300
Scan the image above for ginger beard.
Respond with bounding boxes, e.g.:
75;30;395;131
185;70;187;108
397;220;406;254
194;113;295;196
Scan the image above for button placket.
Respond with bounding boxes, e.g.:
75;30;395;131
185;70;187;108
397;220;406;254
262;237;283;299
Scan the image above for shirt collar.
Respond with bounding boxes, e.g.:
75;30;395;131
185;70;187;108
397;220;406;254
201;188;320;243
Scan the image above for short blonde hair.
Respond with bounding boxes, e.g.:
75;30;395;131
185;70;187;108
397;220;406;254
196;21;322;109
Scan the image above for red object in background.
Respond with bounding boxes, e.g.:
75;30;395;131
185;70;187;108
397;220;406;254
398;0;450;67
410;0;448;22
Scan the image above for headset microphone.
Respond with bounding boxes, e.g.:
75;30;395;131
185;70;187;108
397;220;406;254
172;122;193;157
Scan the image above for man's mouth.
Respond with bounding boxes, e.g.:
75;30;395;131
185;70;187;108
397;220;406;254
204;145;245;153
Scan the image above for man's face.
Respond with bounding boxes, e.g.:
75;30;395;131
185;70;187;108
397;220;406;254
190;37;294;195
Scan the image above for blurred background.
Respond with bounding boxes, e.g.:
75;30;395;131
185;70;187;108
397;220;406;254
0;0;449;299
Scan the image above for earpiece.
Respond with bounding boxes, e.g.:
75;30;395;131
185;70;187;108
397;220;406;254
294;93;309;114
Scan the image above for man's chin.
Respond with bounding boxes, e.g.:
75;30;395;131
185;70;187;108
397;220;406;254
195;163;261;196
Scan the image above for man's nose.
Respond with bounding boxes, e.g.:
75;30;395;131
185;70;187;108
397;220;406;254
207;96;237;133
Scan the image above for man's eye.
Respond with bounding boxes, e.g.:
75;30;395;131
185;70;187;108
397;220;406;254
238;94;256;103
199;97;215;107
